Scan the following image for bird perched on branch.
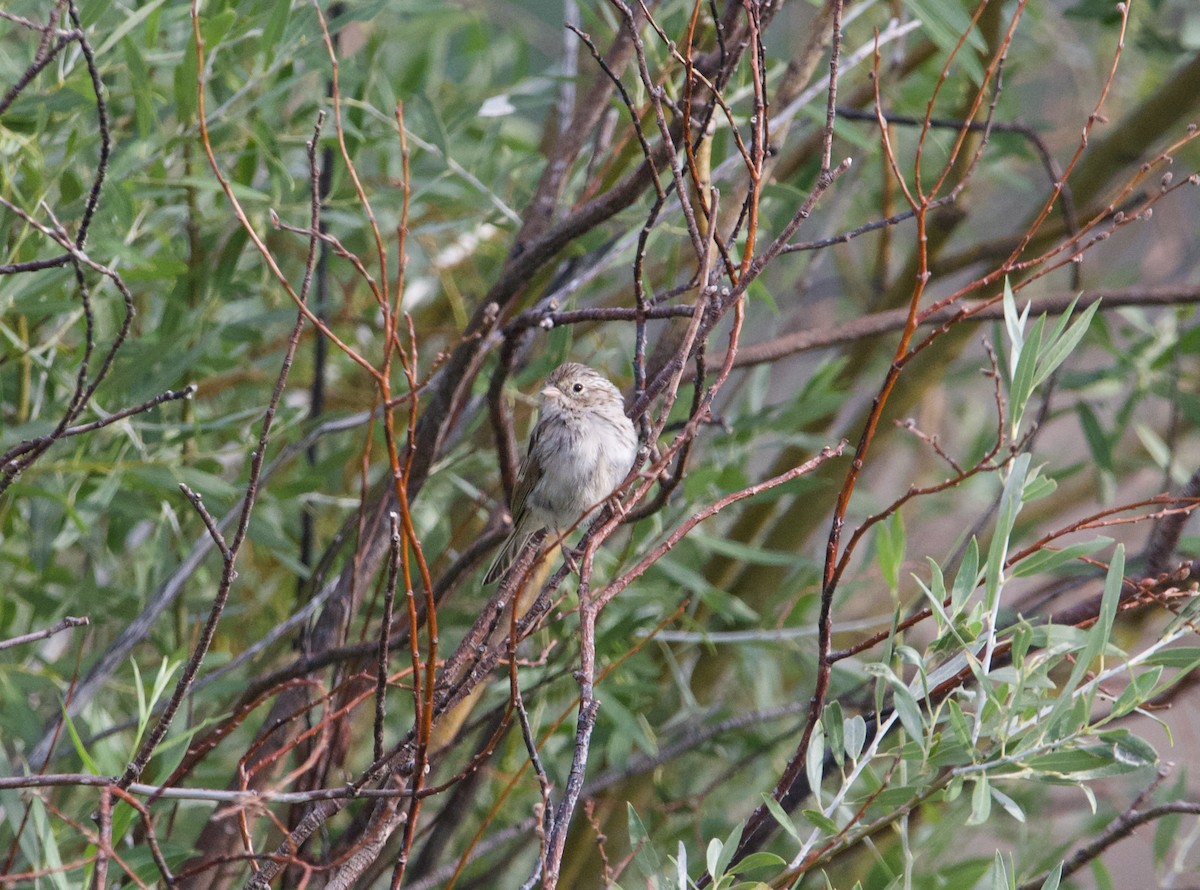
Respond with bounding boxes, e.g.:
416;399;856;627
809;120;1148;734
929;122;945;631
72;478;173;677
484;362;638;584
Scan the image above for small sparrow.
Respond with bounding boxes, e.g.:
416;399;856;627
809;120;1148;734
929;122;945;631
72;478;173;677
484;362;639;584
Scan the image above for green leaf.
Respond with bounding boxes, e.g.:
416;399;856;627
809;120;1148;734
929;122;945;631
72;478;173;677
1064;545;1124;703
985;454;1030;612
1009;622;1033;668
1003;278;1029;359
1099;730;1158;769
1134;422;1172;471
901;0;986;83
1165;597;1200;636
1032;298;1099;391
20;796;70;890
806;719;825;805
628;804;662;879
947;699;972;749
1153;810;1181;867
200;8;238;50
688;531;800;567
132;658;147;744
1039;863;1063;890
824;701;845;769
916;568;954;636
802;808;840;834
877;510;906;590
137;173;272;204
1108;666;1163;718
1011;537;1113;577
94;0;168;57
654;557;760;623
1043;561;1123;730
62;707;100;776
717;820;742;877
844;715;867;762
989;785;1026;823
728;851;786;875
174;29;199;122
1144;647;1200;670
864;663;925;743
761;794;802;843
260;0;292;68
1026;746;1142;780
1022;473;1057;502
950;537;980;615
967;774;991;825
1076;403;1115;475
706;836;724;880
1009;315;1044;436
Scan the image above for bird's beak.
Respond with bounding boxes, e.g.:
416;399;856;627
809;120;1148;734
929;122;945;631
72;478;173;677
540;385;560;402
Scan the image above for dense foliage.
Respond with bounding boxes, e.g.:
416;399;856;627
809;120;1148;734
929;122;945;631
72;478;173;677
2;0;1200;887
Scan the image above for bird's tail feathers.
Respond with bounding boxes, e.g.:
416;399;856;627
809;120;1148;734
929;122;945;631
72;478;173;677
483;524;541;585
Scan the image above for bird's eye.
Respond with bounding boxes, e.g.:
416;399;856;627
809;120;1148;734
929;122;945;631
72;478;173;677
572;382;584;393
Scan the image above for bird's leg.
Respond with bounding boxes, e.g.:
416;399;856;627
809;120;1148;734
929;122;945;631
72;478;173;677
562;546;582;575
604;492;629;522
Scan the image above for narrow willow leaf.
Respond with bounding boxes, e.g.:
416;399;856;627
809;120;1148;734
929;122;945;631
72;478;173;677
806;720;825;806
688;531;800;566
762;794;802;842
1033;299;1099;390
950;537;980;615
1051;544;1124;726
1153;810;1181;867
1109;666;1163;718
985;454;1030;611
628;804;662;877
989;785;1026;823
1076;402;1115;474
1081;784;1097;814
844;715;867;762
1135;422;1173;471
1022;473;1057;502
260;0;292;67
1165;597;1200;635
95;0;167;57
1012;537;1113;577
1144;647;1200;670
1102;730;1158;768
967;775;992;825
989;851;1010;890
1003;277;1028;362
923;557;947;603
918;560;952;633
1080;546;1123;686
706;837;724;880
901;0;987;82
714;820;741;879
877;511;906;590
865;664;925;743
63;708;100;776
947;699;972;749
1009;315;1046;435
803;809;840;834
892;683;925;743
729;851;787;875
132;659;147;735
824;702;845;769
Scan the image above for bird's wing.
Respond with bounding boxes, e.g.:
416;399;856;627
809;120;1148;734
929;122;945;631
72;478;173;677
509;428;545;524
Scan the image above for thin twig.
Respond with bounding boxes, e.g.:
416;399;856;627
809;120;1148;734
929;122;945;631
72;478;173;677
0;617;90;653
